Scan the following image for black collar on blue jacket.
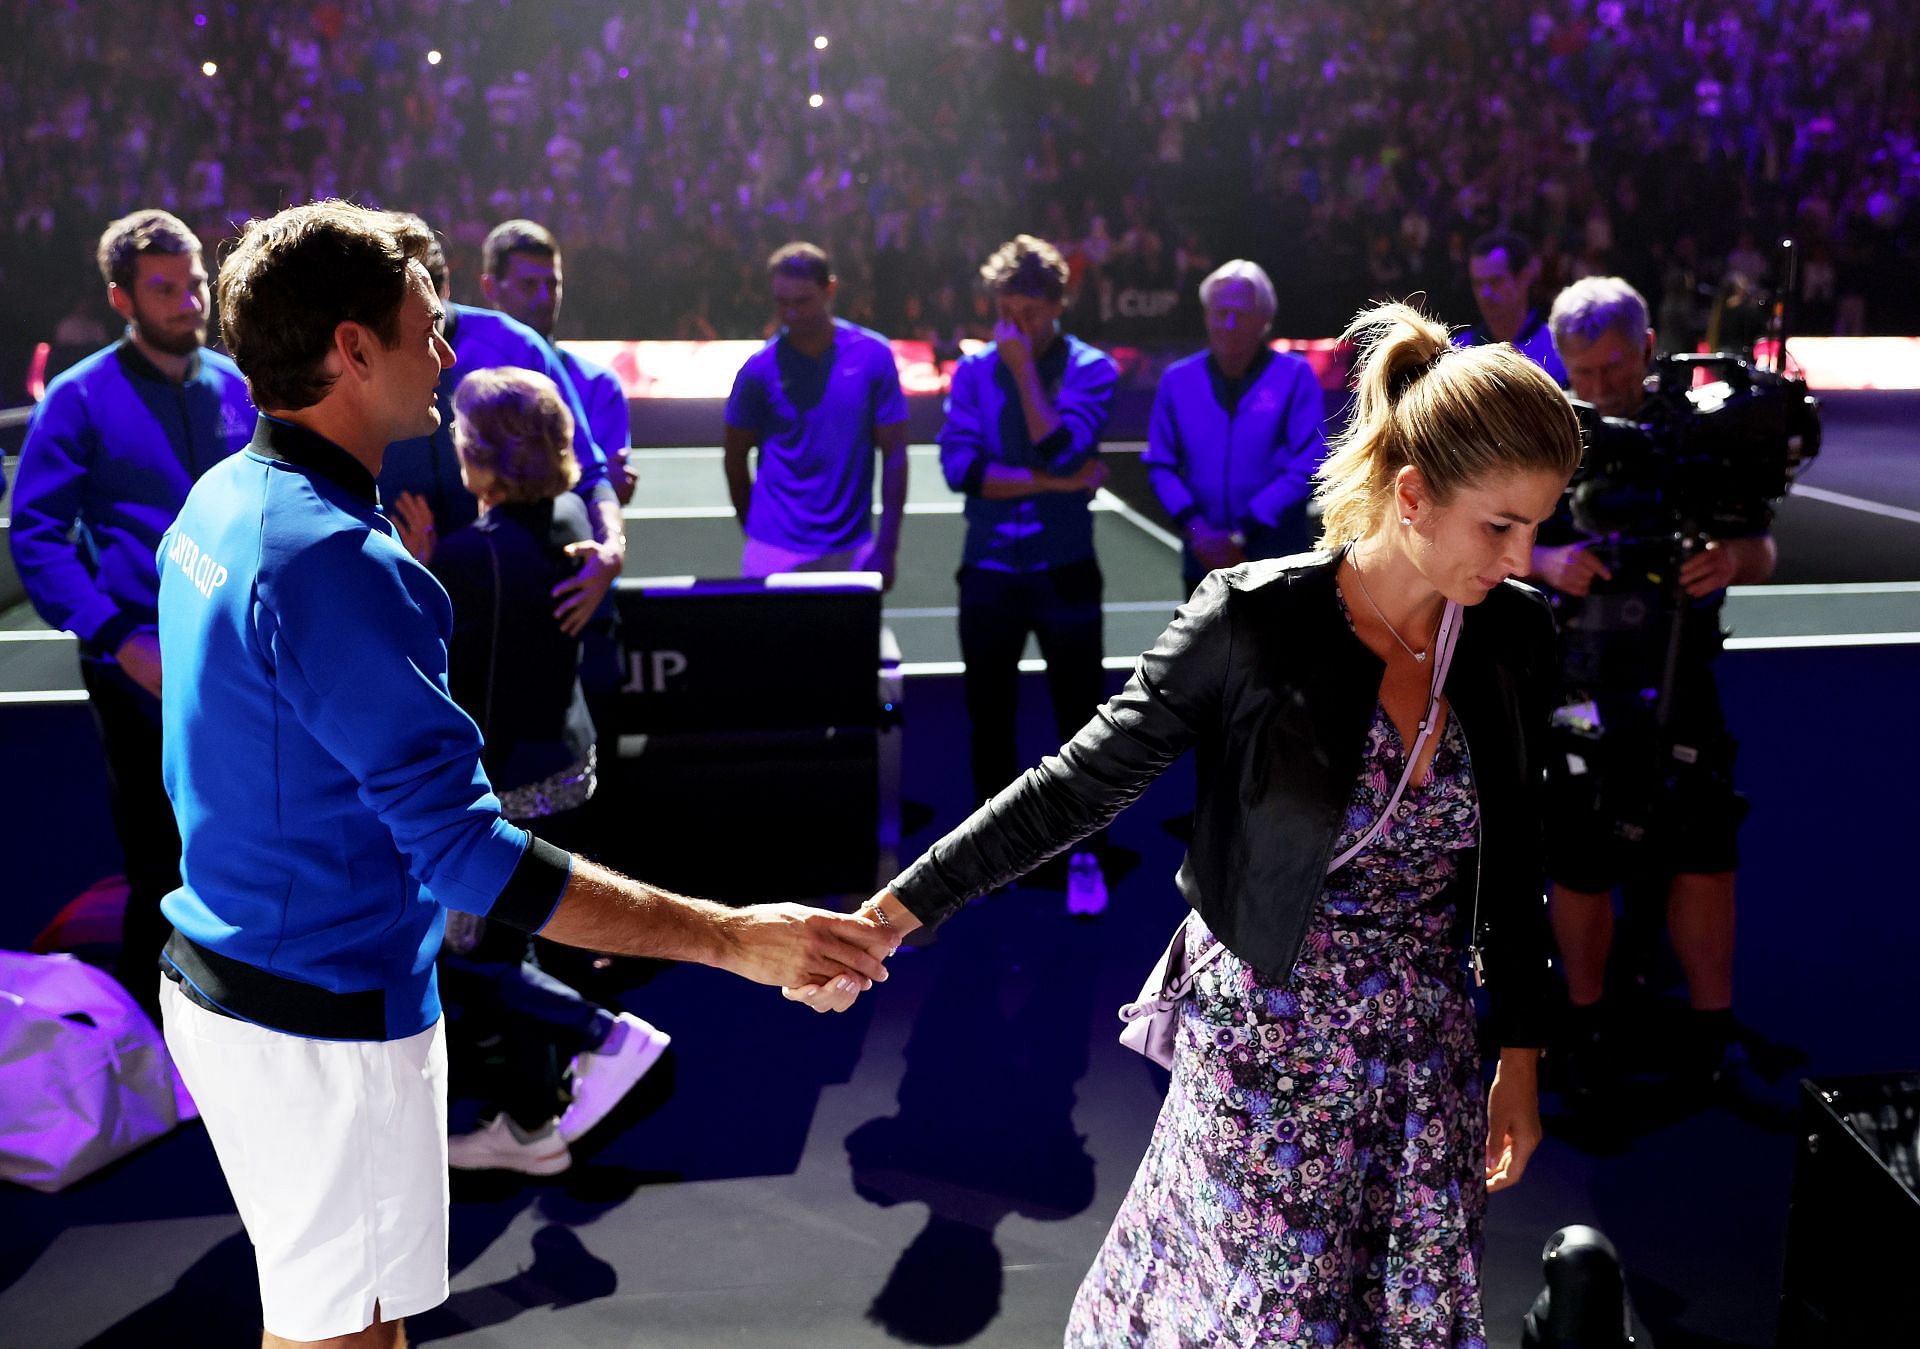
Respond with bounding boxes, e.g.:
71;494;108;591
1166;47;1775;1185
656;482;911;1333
249;414;378;505
114;333;203;385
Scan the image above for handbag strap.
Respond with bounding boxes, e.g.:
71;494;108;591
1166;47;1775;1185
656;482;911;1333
1326;597;1461;872
1160;595;1463;1002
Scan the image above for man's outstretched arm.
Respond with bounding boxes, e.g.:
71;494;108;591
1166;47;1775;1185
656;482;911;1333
542;854;897;994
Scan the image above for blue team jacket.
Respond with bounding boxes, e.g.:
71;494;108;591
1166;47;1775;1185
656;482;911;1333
11;339;254;658
938;334;1117;572
157;415;572;1042
1143;349;1328;536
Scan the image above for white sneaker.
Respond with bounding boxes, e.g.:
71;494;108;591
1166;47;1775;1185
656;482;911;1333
1066;851;1108;917
448;1114;572;1175
557;1012;671;1144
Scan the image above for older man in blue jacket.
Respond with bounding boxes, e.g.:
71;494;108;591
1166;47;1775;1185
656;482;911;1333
10;209;255;1014
1144;260;1328;594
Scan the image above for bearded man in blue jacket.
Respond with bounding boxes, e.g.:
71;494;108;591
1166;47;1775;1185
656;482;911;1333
10;208;255;1014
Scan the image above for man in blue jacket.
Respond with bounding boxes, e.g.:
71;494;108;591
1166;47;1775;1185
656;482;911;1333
479;218;636;503
939;235;1116;915
376;216;623;639
1144;259;1329;593
10;208;254;1015
1456;229;1570;386
157;201;893;1349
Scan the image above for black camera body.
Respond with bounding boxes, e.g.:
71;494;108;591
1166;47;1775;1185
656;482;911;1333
1567;353;1821;583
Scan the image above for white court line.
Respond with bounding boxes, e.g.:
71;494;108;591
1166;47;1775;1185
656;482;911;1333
901;632;1920;674
0;690;88;704
1092;487;1182;552
623;498;1152;522
1790;483;1920;526
0;630;73;641
626;442;1146;459
899;655;1141;677
1724;631;1920;650
884;599;1180;620
1728;581;1920;596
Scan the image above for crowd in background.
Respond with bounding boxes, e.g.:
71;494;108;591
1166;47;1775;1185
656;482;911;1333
5;0;1917;391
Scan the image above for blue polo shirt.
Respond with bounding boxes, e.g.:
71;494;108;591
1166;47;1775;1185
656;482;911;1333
724;318;907;553
157;415;572;1042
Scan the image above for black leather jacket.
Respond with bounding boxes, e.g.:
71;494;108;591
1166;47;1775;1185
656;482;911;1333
891;551;1563;1048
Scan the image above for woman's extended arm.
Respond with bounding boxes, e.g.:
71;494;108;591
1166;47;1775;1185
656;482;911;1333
887;569;1236;931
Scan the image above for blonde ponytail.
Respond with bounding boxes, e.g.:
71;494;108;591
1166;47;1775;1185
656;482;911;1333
1315;300;1583;546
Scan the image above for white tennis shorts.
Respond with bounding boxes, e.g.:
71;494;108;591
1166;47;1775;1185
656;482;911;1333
160;977;451;1340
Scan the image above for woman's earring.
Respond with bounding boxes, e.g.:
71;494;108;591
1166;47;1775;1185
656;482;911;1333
1400;515;1413;526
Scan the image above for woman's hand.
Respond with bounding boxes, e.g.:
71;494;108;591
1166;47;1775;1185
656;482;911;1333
391;491;438;564
782;890;918;1014
1485;1048;1543;1192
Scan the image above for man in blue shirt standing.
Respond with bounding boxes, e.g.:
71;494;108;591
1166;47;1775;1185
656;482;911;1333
1457;229;1570;386
156;201;893;1349
1144;260;1329;594
724;242;909;587
479;218;637;504
10;209;254;1016
939;235;1117;914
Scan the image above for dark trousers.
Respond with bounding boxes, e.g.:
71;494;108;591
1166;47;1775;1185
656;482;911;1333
440;802;613;1129
80;658;180;1019
957;560;1106;849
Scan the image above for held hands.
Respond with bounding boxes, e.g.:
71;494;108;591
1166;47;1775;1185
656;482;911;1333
717;901;899;996
782;890;922;1014
1677;538;1739;597
391;491;438;564
553;539;623;635
613;451;640;506
114;631;163;698
1058;458;1109;496
1484;1050;1542;1193
1531;540;1611;597
1188;521;1248;572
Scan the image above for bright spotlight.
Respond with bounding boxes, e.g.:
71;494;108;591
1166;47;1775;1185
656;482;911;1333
201;61;218;77
808;92;824;108
426;49;442;66
814;35;829;50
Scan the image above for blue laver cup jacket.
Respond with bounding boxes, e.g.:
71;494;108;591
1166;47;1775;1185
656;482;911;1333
157;415;573;1042
1142;348;1328;537
938;334;1118;572
10;339;255;658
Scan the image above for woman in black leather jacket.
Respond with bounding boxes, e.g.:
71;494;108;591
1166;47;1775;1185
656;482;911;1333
794;301;1585;1344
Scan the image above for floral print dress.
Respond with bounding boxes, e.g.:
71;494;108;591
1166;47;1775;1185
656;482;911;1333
1067;694;1487;1347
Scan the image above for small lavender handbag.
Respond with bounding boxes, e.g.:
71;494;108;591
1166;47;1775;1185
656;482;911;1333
1116;599;1462;1069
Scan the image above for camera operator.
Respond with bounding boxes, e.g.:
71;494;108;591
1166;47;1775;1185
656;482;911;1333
1532;276;1778;1109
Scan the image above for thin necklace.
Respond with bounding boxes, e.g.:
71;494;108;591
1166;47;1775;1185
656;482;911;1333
1349;552;1432;664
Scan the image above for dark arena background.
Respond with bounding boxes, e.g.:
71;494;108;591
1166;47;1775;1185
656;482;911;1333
2;1;1918;1345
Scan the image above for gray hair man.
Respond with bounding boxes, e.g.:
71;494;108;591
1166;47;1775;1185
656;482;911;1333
1532;274;1778;1117
1144;259;1327;592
